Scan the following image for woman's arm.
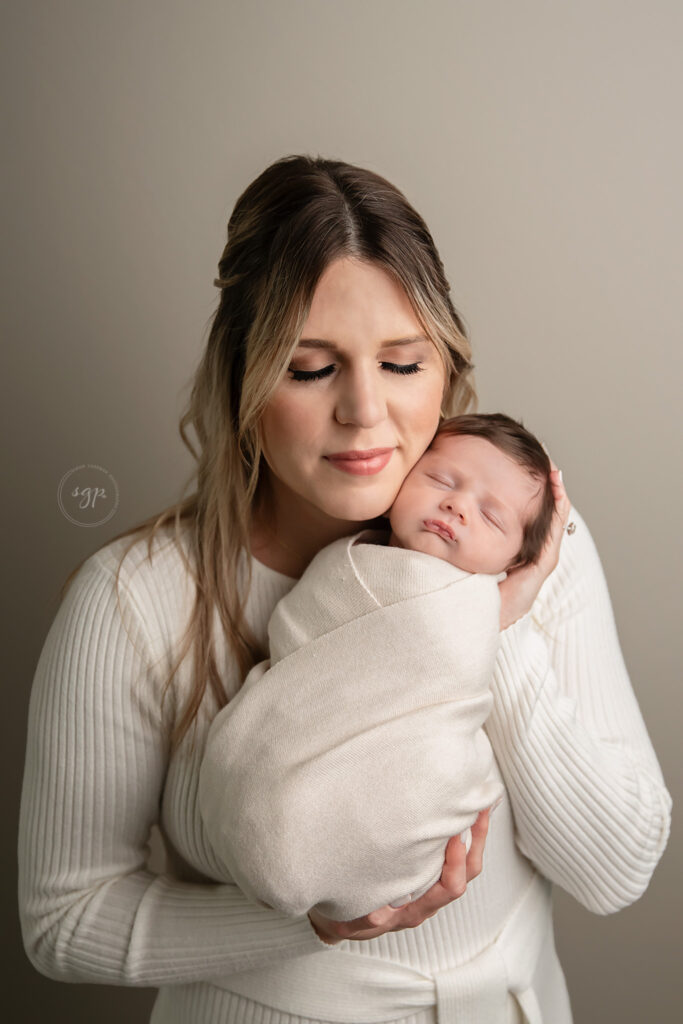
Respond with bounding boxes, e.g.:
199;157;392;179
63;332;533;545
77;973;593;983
17;555;331;987
486;506;672;914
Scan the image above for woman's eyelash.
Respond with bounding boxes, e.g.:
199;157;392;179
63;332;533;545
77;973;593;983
288;365;336;382
384;361;423;375
287;362;424;382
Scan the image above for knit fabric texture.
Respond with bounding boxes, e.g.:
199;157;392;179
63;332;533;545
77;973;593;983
199;529;503;918
18;509;672;1023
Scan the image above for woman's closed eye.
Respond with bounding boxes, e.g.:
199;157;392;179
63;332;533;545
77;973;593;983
384;361;424;376
287;361;425;382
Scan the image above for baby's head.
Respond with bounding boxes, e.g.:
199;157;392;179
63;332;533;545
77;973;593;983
388;413;555;575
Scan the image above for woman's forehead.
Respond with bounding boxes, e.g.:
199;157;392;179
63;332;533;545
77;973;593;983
303;258;422;340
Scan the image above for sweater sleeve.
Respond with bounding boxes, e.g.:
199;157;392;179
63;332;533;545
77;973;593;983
485;506;672;914
17;553;332;987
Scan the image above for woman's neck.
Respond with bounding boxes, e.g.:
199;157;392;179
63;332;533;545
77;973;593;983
250;483;388;579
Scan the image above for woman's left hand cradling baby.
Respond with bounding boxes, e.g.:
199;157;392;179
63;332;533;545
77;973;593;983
307;808;491;945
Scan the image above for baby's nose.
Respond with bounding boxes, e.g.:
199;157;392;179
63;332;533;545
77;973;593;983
440;494;467;522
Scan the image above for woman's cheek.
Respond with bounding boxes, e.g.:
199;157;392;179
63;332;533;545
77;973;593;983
406;383;444;445
261;391;313;447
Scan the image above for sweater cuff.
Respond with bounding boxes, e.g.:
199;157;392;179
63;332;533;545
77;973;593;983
303;913;341;952
500;608;535;642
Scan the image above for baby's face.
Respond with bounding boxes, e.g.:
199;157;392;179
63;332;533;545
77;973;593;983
388;433;542;574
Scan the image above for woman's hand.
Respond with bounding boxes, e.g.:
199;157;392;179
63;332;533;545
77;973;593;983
307;808;491;945
498;463;571;631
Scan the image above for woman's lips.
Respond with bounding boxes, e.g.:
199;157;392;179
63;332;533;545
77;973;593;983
325;448;394;476
423;519;456;541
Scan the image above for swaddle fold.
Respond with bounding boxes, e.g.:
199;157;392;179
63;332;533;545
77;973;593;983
199;530;503;919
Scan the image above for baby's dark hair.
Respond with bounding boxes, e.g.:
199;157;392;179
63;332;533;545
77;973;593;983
432;413;555;569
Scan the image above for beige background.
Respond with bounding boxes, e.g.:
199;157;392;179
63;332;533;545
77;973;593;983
3;1;680;1020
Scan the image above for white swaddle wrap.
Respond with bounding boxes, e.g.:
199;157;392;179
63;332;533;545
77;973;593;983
199;529;504;920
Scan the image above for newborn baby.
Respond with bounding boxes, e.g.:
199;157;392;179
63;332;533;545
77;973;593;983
199;413;554;919
389;413;554;575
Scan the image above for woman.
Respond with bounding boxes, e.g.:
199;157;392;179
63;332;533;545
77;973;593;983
18;154;671;1023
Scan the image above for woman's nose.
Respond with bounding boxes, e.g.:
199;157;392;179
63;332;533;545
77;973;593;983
334;368;387;428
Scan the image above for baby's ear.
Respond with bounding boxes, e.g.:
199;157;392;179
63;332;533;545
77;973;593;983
504;555;526;574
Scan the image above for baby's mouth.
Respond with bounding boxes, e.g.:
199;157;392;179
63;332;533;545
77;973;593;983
423;519;456;542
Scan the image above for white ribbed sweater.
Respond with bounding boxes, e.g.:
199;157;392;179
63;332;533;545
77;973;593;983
18;507;671;1024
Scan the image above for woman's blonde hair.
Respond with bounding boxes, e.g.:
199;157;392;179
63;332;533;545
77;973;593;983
60;154;478;754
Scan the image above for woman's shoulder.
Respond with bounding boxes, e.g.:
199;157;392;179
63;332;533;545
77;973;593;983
92;521;194;585
67;522;198;648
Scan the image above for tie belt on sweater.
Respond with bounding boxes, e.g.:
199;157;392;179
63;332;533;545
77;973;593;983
211;873;551;1024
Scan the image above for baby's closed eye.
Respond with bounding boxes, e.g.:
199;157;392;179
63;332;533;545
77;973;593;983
481;509;503;529
426;473;454;488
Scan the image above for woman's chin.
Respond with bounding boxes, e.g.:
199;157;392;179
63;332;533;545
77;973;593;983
324;499;397;525
313;485;398;525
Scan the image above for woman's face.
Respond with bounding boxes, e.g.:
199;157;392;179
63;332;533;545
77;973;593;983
258;257;448;528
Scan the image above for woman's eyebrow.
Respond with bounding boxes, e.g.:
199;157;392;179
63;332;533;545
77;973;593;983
297;335;430;350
